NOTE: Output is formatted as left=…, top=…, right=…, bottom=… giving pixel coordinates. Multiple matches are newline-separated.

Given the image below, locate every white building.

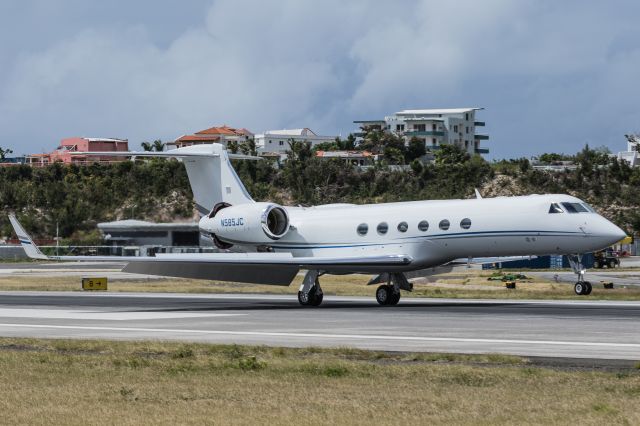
left=255, top=128, right=336, bottom=154
left=354, top=108, right=489, bottom=156
left=617, top=134, right=640, bottom=167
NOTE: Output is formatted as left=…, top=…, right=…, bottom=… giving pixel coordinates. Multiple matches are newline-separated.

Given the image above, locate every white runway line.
left=3, top=291, right=640, bottom=307
left=1, top=323, right=639, bottom=349
left=0, top=309, right=246, bottom=321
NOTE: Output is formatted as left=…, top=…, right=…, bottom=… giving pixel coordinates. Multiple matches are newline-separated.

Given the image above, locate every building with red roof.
left=170, top=125, right=253, bottom=149
left=26, top=137, right=129, bottom=166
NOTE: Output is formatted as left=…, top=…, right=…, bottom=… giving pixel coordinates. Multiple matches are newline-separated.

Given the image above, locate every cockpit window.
left=582, top=203, right=596, bottom=213
left=561, top=202, right=589, bottom=213
left=549, top=203, right=564, bottom=214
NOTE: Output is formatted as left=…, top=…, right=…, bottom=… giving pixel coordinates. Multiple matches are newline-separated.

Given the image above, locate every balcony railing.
left=475, top=148, right=490, bottom=154
left=404, top=130, right=445, bottom=137
left=474, top=134, right=489, bottom=140
left=474, top=121, right=486, bottom=126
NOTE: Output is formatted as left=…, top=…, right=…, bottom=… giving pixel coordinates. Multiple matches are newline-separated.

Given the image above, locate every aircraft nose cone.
left=606, top=222, right=627, bottom=245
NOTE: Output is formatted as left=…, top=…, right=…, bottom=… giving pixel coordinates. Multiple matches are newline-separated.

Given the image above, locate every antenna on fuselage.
left=474, top=188, right=483, bottom=199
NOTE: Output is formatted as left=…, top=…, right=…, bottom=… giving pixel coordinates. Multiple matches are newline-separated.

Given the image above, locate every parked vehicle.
left=592, top=249, right=620, bottom=269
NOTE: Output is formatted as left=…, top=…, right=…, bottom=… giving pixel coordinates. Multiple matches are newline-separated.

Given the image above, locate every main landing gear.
left=567, top=254, right=593, bottom=296
left=298, top=270, right=324, bottom=307
left=370, top=273, right=413, bottom=306
left=298, top=271, right=413, bottom=307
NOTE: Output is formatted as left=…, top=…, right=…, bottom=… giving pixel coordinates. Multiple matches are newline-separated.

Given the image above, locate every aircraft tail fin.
left=178, top=144, right=255, bottom=215
left=8, top=214, right=49, bottom=260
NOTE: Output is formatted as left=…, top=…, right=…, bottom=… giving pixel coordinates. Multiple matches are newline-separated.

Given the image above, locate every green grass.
left=0, top=338, right=639, bottom=425
left=3, top=270, right=640, bottom=301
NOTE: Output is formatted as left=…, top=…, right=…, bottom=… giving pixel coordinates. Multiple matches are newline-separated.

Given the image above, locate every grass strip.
left=0, top=338, right=639, bottom=425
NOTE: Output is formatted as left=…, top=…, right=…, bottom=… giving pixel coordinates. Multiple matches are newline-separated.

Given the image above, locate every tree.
left=358, top=127, right=384, bottom=153
left=406, top=137, right=426, bottom=162
left=140, top=140, right=165, bottom=152
left=344, top=134, right=356, bottom=150
left=227, top=141, right=239, bottom=154
left=435, top=144, right=470, bottom=165
left=410, top=158, right=423, bottom=174
left=0, top=147, right=13, bottom=160
left=383, top=146, right=405, bottom=165
left=152, top=139, right=165, bottom=152
left=239, top=138, right=257, bottom=156
left=538, top=153, right=572, bottom=164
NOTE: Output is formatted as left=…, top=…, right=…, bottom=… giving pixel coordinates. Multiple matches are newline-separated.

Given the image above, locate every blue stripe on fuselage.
left=226, top=230, right=586, bottom=250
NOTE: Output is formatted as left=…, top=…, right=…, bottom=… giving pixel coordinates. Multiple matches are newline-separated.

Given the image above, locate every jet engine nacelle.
left=199, top=202, right=290, bottom=245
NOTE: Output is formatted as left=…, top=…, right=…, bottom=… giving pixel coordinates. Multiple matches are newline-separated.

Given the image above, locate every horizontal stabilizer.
left=73, top=144, right=261, bottom=161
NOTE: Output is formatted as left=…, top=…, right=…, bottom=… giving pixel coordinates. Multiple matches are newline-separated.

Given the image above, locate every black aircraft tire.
left=389, top=291, right=401, bottom=305
left=298, top=291, right=310, bottom=306
left=584, top=281, right=593, bottom=295
left=574, top=282, right=585, bottom=296
left=376, top=285, right=391, bottom=305
left=309, top=291, right=323, bottom=307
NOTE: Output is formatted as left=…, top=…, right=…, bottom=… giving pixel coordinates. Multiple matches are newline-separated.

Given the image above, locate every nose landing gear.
left=574, top=281, right=592, bottom=296
left=568, top=254, right=593, bottom=296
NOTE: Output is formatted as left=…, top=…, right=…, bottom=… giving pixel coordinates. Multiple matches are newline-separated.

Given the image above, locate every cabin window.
left=561, top=202, right=589, bottom=213
left=418, top=220, right=429, bottom=232
left=397, top=222, right=408, bottom=232
left=439, top=219, right=450, bottom=231
left=377, top=222, right=389, bottom=235
left=549, top=203, right=564, bottom=214
left=460, top=218, right=472, bottom=229
left=357, top=223, right=368, bottom=236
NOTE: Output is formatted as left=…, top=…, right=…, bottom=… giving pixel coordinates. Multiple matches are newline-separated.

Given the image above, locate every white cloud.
left=1, top=0, right=640, bottom=157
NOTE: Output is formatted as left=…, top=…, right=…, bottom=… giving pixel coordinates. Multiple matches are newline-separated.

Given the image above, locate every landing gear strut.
left=298, top=270, right=324, bottom=307
left=567, top=254, right=593, bottom=296
left=370, top=273, right=412, bottom=306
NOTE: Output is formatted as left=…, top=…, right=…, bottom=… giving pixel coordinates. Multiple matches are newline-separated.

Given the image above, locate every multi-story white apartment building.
left=617, top=134, right=640, bottom=167
left=255, top=128, right=336, bottom=154
left=354, top=108, right=489, bottom=155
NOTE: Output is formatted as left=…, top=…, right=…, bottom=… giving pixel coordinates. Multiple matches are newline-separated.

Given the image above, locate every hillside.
left=1, top=145, right=639, bottom=242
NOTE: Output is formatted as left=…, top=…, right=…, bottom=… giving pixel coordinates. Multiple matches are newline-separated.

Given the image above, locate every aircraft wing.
left=8, top=215, right=412, bottom=285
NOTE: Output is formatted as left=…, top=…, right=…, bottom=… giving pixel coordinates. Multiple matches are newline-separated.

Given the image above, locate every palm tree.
left=152, top=139, right=165, bottom=152
left=240, top=138, right=257, bottom=156
left=0, top=146, right=13, bottom=160
left=227, top=141, right=239, bottom=154
left=140, top=141, right=153, bottom=152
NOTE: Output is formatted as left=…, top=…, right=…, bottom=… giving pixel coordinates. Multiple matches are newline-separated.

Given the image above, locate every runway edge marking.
left=1, top=323, right=640, bottom=349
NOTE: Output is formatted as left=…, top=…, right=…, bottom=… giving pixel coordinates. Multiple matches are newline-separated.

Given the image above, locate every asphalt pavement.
left=0, top=291, right=639, bottom=361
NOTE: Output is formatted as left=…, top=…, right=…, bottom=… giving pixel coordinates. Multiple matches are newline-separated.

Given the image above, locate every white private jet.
left=9, top=143, right=626, bottom=306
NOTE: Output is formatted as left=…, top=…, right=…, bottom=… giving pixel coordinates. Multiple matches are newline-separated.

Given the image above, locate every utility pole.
left=56, top=221, right=59, bottom=257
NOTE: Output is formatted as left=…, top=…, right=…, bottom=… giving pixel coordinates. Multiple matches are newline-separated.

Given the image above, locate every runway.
left=0, top=291, right=639, bottom=360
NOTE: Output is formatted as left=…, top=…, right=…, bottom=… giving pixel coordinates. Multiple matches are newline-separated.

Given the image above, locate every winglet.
left=8, top=214, right=48, bottom=260
left=474, top=188, right=483, bottom=199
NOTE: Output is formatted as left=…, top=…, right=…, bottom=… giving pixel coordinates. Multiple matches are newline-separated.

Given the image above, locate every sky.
left=1, top=0, right=639, bottom=159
